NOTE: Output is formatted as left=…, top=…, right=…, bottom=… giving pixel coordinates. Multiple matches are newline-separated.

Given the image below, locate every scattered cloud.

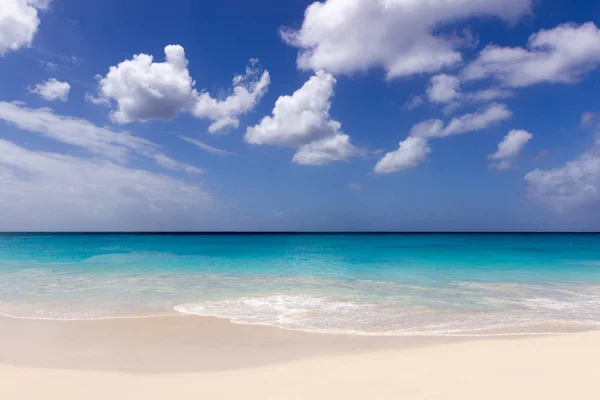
left=0, top=101, right=202, bottom=173
left=193, top=59, right=270, bottom=133
left=412, top=103, right=512, bottom=138
left=427, top=74, right=461, bottom=104
left=292, top=132, right=355, bottom=166
left=0, top=0, right=49, bottom=54
left=423, top=22, right=600, bottom=117
left=90, top=46, right=269, bottom=132
left=375, top=104, right=512, bottom=173
left=581, top=111, right=600, bottom=130
left=424, top=73, right=515, bottom=114
left=180, top=136, right=235, bottom=156
left=281, top=0, right=531, bottom=78
left=422, top=72, right=515, bottom=115
left=462, top=22, right=600, bottom=87
left=441, top=87, right=515, bottom=115
left=348, top=183, right=362, bottom=191
left=0, top=138, right=213, bottom=231
left=402, top=95, right=424, bottom=111
left=489, top=129, right=533, bottom=170
left=374, top=136, right=431, bottom=174
left=245, top=71, right=357, bottom=165
left=526, top=135, right=600, bottom=210
left=443, top=103, right=513, bottom=136
left=467, top=88, right=515, bottom=103
left=30, top=78, right=70, bottom=101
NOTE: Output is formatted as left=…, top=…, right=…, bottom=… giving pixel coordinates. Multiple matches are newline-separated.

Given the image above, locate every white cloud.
left=441, top=87, right=515, bottom=115
left=467, top=88, right=515, bottom=102
left=292, top=133, right=355, bottom=166
left=193, top=59, right=270, bottom=133
left=489, top=129, right=533, bottom=170
left=443, top=103, right=512, bottom=136
left=375, top=104, right=511, bottom=173
left=463, top=22, right=600, bottom=87
left=245, top=71, right=356, bottom=165
left=424, top=74, right=515, bottom=113
left=151, top=153, right=203, bottom=174
left=92, top=46, right=269, bottom=132
left=427, top=74, right=460, bottom=103
left=0, top=138, right=213, bottom=231
left=281, top=0, right=531, bottom=78
left=245, top=71, right=338, bottom=146
left=30, top=78, right=70, bottom=101
left=180, top=136, right=235, bottom=156
left=374, top=136, right=431, bottom=174
left=348, top=183, right=362, bottom=191
left=0, top=101, right=202, bottom=174
left=526, top=136, right=600, bottom=210
left=93, top=45, right=196, bottom=123
left=409, top=119, right=445, bottom=138
left=0, top=0, right=49, bottom=54
left=411, top=103, right=512, bottom=138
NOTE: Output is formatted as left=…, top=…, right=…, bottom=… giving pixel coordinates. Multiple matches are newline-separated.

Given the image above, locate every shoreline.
left=1, top=314, right=599, bottom=399
left=2, top=308, right=597, bottom=338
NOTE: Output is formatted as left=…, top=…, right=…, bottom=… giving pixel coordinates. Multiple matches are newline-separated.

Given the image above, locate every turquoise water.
left=1, top=233, right=600, bottom=336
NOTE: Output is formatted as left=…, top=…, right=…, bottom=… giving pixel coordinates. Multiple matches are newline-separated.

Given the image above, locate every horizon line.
left=1, top=231, right=599, bottom=235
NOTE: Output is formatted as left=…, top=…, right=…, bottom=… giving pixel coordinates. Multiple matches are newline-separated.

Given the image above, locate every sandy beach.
left=1, top=315, right=599, bottom=399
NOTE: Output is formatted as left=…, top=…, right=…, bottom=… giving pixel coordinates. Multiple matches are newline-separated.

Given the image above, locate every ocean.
left=1, top=233, right=600, bottom=336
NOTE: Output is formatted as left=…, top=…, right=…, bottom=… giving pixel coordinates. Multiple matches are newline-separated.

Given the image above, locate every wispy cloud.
left=0, top=138, right=214, bottom=231
left=0, top=101, right=202, bottom=174
left=180, top=136, right=235, bottom=156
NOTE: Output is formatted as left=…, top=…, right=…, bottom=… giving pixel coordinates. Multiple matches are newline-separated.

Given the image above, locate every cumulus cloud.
left=374, top=137, right=431, bottom=174
left=292, top=133, right=355, bottom=166
left=30, top=78, right=70, bottom=101
left=0, top=0, right=49, bottom=54
left=0, top=101, right=202, bottom=173
left=91, top=46, right=269, bottom=132
left=0, top=138, right=213, bottom=231
left=375, top=104, right=512, bottom=173
left=93, top=45, right=196, bottom=124
left=180, top=136, right=235, bottom=156
left=245, top=71, right=356, bottom=165
left=193, top=59, right=270, bottom=133
left=281, top=0, right=531, bottom=78
left=489, top=129, right=533, bottom=170
left=463, top=22, right=600, bottom=87
left=526, top=136, right=600, bottom=210
left=427, top=74, right=461, bottom=103
left=426, top=22, right=600, bottom=114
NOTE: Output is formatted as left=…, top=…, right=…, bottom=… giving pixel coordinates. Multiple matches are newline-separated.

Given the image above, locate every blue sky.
left=1, top=0, right=600, bottom=231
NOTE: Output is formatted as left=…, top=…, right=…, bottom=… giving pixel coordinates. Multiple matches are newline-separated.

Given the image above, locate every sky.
left=1, top=0, right=600, bottom=231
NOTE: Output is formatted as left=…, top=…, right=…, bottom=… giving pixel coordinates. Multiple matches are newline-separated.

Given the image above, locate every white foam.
left=173, top=292, right=600, bottom=337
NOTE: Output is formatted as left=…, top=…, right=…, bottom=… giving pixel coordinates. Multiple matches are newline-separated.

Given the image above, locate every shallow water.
left=2, top=233, right=600, bottom=336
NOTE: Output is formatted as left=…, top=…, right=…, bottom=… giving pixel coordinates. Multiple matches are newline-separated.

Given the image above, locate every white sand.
left=0, top=316, right=599, bottom=399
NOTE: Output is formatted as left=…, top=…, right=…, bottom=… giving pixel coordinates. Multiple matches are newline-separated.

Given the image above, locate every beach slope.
left=0, top=316, right=598, bottom=399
